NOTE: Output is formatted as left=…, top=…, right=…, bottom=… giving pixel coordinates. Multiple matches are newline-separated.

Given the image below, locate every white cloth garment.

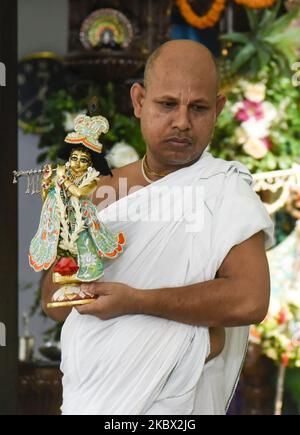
left=60, top=151, right=274, bottom=415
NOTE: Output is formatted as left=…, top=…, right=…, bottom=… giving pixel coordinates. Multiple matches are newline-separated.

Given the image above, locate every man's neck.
left=146, top=152, right=203, bottom=175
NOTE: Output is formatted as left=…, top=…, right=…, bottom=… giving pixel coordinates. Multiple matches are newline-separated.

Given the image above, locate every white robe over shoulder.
left=60, top=151, right=274, bottom=415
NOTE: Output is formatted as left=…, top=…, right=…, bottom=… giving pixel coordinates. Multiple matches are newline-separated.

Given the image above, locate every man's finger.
left=81, top=282, right=109, bottom=295
left=76, top=300, right=99, bottom=315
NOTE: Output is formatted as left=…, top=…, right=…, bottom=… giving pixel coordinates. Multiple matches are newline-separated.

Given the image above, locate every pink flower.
left=262, top=137, right=272, bottom=150
left=236, top=100, right=264, bottom=122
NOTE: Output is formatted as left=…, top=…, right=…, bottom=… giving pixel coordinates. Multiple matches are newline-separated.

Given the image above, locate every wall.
left=18, top=0, right=68, bottom=356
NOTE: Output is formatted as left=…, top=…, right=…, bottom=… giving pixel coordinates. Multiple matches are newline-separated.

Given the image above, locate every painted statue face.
left=69, top=150, right=90, bottom=175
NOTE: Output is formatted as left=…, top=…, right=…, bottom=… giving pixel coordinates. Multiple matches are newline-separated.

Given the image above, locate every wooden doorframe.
left=0, top=0, right=18, bottom=415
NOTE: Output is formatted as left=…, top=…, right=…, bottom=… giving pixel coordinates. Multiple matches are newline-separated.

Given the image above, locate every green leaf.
left=258, top=1, right=281, bottom=30
left=232, top=44, right=256, bottom=73
left=261, top=6, right=300, bottom=37
left=250, top=56, right=260, bottom=76
left=220, top=32, right=249, bottom=45
left=256, top=45, right=271, bottom=70
left=37, top=152, right=48, bottom=164
left=264, top=29, right=300, bottom=64
left=245, top=7, right=259, bottom=31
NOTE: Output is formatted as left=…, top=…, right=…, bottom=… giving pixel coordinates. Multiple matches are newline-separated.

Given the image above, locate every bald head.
left=144, top=40, right=219, bottom=94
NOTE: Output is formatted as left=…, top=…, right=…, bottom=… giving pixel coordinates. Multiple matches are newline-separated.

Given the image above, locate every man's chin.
left=162, top=149, right=202, bottom=166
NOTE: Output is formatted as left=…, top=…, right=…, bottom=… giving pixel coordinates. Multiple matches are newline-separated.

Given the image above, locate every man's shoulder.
left=203, top=152, right=252, bottom=184
left=97, top=159, right=141, bottom=189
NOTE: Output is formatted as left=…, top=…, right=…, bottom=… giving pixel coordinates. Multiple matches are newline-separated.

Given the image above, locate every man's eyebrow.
left=154, top=95, right=177, bottom=100
left=155, top=95, right=210, bottom=105
left=190, top=98, right=210, bottom=105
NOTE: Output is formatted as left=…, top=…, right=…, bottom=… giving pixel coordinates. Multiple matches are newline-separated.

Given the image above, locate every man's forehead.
left=150, top=60, right=216, bottom=91
left=148, top=72, right=215, bottom=100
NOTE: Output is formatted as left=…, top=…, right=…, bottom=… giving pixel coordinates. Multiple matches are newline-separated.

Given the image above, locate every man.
left=42, top=40, right=274, bottom=415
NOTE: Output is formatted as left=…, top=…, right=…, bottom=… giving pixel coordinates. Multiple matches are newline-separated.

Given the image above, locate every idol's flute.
left=12, top=165, right=57, bottom=184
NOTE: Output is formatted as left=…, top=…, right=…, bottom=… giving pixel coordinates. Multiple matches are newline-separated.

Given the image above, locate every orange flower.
left=176, top=0, right=226, bottom=29
left=281, top=353, right=289, bottom=368
left=234, top=0, right=277, bottom=8
left=250, top=325, right=261, bottom=344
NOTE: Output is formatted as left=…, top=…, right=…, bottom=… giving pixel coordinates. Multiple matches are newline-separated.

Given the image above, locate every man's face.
left=132, top=57, right=225, bottom=167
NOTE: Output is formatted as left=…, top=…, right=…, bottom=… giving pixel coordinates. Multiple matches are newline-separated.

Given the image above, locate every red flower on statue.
left=54, top=257, right=79, bottom=276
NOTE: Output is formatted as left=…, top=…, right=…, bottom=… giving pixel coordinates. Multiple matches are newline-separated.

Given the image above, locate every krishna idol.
left=14, top=101, right=125, bottom=308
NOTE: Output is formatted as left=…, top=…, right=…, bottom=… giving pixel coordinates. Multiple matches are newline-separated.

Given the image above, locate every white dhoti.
left=60, top=151, right=274, bottom=415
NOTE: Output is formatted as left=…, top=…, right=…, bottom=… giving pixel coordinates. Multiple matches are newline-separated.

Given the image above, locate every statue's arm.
left=64, top=179, right=98, bottom=199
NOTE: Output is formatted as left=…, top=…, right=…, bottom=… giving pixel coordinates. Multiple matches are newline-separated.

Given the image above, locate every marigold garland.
left=234, top=0, right=277, bottom=8
left=176, top=0, right=279, bottom=29
left=176, top=0, right=226, bottom=29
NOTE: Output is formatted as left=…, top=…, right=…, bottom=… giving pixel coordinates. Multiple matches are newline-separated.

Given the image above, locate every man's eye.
left=160, top=101, right=176, bottom=108
left=192, top=105, right=207, bottom=112
left=71, top=156, right=78, bottom=161
left=80, top=159, right=88, bottom=164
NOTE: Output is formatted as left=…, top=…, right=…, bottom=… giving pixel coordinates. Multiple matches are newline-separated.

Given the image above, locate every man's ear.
left=216, top=94, right=226, bottom=118
left=130, top=83, right=146, bottom=119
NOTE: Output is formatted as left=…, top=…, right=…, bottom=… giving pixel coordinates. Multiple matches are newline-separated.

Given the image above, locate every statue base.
left=47, top=283, right=96, bottom=309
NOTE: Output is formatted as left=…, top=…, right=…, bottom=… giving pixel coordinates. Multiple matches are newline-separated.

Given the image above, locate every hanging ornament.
left=176, top=0, right=226, bottom=29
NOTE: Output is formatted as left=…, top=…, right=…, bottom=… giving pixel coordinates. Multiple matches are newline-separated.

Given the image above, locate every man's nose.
left=171, top=105, right=191, bottom=131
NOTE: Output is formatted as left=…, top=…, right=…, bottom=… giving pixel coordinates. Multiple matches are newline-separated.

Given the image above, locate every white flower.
left=265, top=348, right=278, bottom=360
left=277, top=334, right=292, bottom=348
left=106, top=141, right=139, bottom=168
left=241, top=118, right=270, bottom=139
left=235, top=127, right=248, bottom=145
left=286, top=290, right=300, bottom=308
left=63, top=111, right=85, bottom=132
left=261, top=101, right=278, bottom=123
left=244, top=83, right=266, bottom=103
left=231, top=101, right=244, bottom=115
left=243, top=137, right=268, bottom=159
left=269, top=298, right=281, bottom=316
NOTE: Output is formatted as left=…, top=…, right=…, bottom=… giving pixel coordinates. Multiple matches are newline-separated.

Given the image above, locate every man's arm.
left=138, top=231, right=270, bottom=327
left=77, top=231, right=270, bottom=327
left=41, top=265, right=72, bottom=322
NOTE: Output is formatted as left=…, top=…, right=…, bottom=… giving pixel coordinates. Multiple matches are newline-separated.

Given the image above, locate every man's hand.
left=76, top=282, right=141, bottom=320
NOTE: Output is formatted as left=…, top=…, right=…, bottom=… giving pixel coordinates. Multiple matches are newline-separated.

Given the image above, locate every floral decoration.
left=176, top=0, right=226, bottom=29
left=106, top=141, right=140, bottom=168
left=211, top=66, right=300, bottom=173
left=250, top=292, right=300, bottom=368
left=234, top=0, right=277, bottom=8
left=28, top=83, right=145, bottom=166
left=53, top=257, right=79, bottom=276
